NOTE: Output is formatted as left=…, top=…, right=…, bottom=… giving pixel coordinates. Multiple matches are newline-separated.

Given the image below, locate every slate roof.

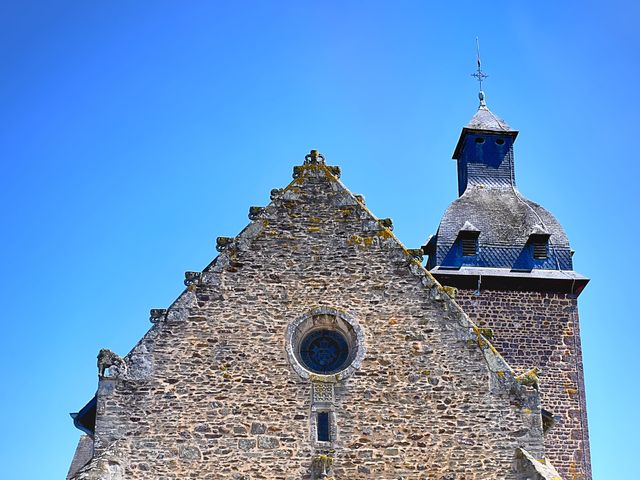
left=432, top=103, right=578, bottom=273
left=437, top=185, right=570, bottom=248
left=453, top=105, right=518, bottom=159
left=465, top=105, right=515, bottom=132
left=66, top=435, right=93, bottom=480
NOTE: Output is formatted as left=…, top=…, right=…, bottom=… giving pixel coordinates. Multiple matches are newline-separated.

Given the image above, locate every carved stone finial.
left=97, top=349, right=126, bottom=378
left=304, top=149, right=325, bottom=165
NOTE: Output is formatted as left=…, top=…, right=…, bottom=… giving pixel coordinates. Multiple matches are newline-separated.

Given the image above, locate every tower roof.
left=453, top=104, right=518, bottom=160
left=436, top=186, right=570, bottom=248
left=428, top=95, right=584, bottom=282
left=465, top=105, right=515, bottom=132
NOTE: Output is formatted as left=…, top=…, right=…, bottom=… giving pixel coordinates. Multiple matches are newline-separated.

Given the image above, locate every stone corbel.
left=149, top=308, right=167, bottom=324
left=184, top=271, right=201, bottom=287
left=216, top=236, right=235, bottom=252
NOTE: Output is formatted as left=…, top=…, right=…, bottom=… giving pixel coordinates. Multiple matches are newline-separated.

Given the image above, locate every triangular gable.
left=122, top=157, right=530, bottom=401
left=81, top=154, right=551, bottom=478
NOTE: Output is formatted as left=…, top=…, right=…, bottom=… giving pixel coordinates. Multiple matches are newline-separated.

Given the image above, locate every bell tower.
left=425, top=60, right=592, bottom=479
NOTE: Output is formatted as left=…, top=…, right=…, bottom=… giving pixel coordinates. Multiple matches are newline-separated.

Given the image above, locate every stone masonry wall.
left=455, top=289, right=590, bottom=480
left=85, top=163, right=550, bottom=480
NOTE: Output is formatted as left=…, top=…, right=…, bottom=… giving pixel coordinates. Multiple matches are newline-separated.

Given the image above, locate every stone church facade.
left=68, top=100, right=590, bottom=480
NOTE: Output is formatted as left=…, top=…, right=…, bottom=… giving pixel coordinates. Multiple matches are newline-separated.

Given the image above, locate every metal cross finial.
left=471, top=37, right=488, bottom=107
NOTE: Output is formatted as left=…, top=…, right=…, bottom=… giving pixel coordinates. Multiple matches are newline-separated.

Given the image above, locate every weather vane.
left=471, top=37, right=488, bottom=107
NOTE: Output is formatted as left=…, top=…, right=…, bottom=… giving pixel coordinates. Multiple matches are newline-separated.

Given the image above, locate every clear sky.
left=1, top=1, right=637, bottom=478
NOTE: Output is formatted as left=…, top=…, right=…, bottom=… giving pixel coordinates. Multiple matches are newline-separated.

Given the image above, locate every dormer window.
left=458, top=221, right=480, bottom=257
left=462, top=238, right=477, bottom=256
left=533, top=240, right=548, bottom=259
left=528, top=226, right=550, bottom=260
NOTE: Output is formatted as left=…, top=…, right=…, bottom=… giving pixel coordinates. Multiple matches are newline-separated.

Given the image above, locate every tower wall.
left=456, top=133, right=516, bottom=195
left=454, top=288, right=591, bottom=480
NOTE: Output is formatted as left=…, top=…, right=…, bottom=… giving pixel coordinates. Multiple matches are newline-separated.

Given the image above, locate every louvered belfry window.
left=533, top=240, right=548, bottom=259
left=461, top=238, right=477, bottom=256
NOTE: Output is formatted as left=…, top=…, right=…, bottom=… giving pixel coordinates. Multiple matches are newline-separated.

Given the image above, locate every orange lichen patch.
left=338, top=206, right=355, bottom=218
left=472, top=325, right=503, bottom=357
left=568, top=461, right=585, bottom=480
left=409, top=257, right=423, bottom=268
left=442, top=286, right=457, bottom=298
left=377, top=228, right=394, bottom=239
left=515, top=368, right=540, bottom=389
left=347, top=234, right=374, bottom=248
left=319, top=164, right=340, bottom=181
left=307, top=227, right=321, bottom=233
left=478, top=328, right=493, bottom=339
left=388, top=318, right=398, bottom=326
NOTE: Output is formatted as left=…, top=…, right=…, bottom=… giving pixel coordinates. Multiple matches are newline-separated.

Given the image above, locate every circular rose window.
left=286, top=307, right=365, bottom=380
left=299, top=329, right=350, bottom=374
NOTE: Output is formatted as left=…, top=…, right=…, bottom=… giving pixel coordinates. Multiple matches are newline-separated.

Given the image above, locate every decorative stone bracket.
left=248, top=206, right=264, bottom=220
left=515, top=367, right=541, bottom=391
left=184, top=271, right=201, bottom=287
left=149, top=308, right=167, bottom=323
left=270, top=188, right=283, bottom=200
left=406, top=248, right=423, bottom=261
left=377, top=218, right=393, bottom=230
left=216, top=236, right=235, bottom=252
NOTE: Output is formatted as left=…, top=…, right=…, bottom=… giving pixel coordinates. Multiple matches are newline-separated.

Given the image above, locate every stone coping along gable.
left=72, top=154, right=562, bottom=479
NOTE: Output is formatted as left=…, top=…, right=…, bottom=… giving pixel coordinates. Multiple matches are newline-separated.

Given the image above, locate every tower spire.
left=471, top=37, right=488, bottom=109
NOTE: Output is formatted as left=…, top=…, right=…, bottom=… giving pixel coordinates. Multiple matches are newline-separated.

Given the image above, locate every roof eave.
left=430, top=266, right=589, bottom=295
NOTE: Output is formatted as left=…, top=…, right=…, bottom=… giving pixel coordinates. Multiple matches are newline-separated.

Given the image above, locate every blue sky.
left=1, top=1, right=638, bottom=477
